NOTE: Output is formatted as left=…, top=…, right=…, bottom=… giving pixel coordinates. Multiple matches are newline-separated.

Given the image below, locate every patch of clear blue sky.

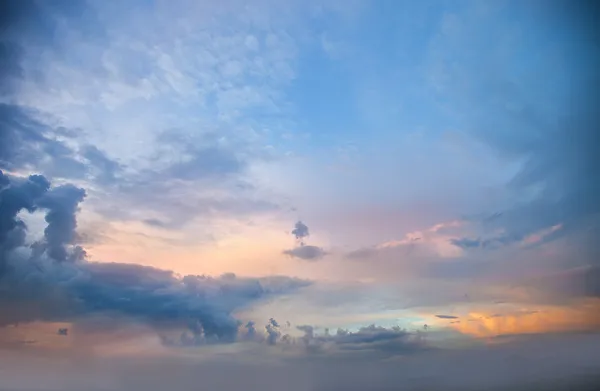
left=286, top=1, right=451, bottom=151
left=283, top=0, right=583, bottom=159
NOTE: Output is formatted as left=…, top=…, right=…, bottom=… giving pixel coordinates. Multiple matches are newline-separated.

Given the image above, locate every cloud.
left=435, top=315, right=458, bottom=319
left=0, top=171, right=51, bottom=262
left=2, top=329, right=600, bottom=391
left=36, top=184, right=87, bottom=262
left=81, top=145, right=123, bottom=185
left=283, top=221, right=328, bottom=261
left=291, top=221, right=310, bottom=242
left=449, top=237, right=482, bottom=249
left=426, top=1, right=600, bottom=274
left=283, top=245, right=327, bottom=261
left=0, top=171, right=310, bottom=341
left=299, top=324, right=425, bottom=357
left=0, top=104, right=87, bottom=179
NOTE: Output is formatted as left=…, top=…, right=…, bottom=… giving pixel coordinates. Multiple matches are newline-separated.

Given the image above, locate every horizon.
left=1, top=0, right=599, bottom=390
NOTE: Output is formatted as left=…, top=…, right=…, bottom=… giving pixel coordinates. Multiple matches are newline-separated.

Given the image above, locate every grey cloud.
left=82, top=145, right=123, bottom=185
left=435, top=315, right=458, bottom=319
left=450, top=237, right=481, bottom=249
left=0, top=105, right=127, bottom=188
left=283, top=245, right=327, bottom=261
left=450, top=233, right=526, bottom=251
left=265, top=317, right=281, bottom=345
left=0, top=104, right=86, bottom=178
left=0, top=172, right=310, bottom=341
left=283, top=221, right=327, bottom=261
left=291, top=221, right=309, bottom=241
left=285, top=323, right=427, bottom=358
left=0, top=172, right=50, bottom=266
left=36, top=184, right=87, bottom=262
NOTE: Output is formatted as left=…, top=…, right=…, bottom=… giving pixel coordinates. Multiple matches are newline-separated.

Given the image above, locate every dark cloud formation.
left=0, top=171, right=310, bottom=341
left=291, top=221, right=309, bottom=242
left=36, top=184, right=87, bottom=262
left=0, top=171, right=51, bottom=266
left=0, top=104, right=87, bottom=178
left=0, top=170, right=86, bottom=266
left=293, top=324, right=425, bottom=357
left=435, top=315, right=458, bottom=319
left=265, top=317, right=281, bottom=345
left=239, top=321, right=428, bottom=359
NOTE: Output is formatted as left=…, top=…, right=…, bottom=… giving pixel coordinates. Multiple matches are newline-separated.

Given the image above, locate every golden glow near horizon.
left=450, top=299, right=600, bottom=338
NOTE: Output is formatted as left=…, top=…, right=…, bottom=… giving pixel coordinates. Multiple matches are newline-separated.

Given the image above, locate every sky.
left=0, top=0, right=599, bottom=390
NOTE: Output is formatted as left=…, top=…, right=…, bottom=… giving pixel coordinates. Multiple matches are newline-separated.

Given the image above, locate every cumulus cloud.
left=0, top=171, right=310, bottom=341
left=291, top=221, right=310, bottom=243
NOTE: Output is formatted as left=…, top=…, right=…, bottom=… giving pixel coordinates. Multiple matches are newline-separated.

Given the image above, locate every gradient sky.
left=1, top=1, right=599, bottom=390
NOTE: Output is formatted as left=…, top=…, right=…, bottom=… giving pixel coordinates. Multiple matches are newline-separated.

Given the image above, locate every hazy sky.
left=1, top=0, right=599, bottom=390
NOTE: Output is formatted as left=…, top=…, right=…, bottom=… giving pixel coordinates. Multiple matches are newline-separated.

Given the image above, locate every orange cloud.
left=451, top=299, right=600, bottom=338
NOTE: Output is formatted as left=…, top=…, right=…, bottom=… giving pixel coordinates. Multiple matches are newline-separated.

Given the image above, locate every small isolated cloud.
left=284, top=221, right=327, bottom=261
left=450, top=237, right=482, bottom=249
left=283, top=245, right=328, bottom=261
left=291, top=221, right=310, bottom=242
left=435, top=314, right=459, bottom=319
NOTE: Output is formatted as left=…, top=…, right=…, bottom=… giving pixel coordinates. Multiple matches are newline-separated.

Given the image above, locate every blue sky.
left=1, top=0, right=599, bottom=390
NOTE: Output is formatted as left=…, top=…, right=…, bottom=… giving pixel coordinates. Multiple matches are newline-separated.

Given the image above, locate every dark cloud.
left=291, top=221, right=309, bottom=241
left=283, top=245, right=327, bottom=261
left=265, top=317, right=281, bottom=345
left=435, top=315, right=458, bottom=319
left=284, top=324, right=427, bottom=358
left=0, top=104, right=86, bottom=178
left=0, top=171, right=50, bottom=268
left=0, top=172, right=310, bottom=341
left=36, top=184, right=86, bottom=262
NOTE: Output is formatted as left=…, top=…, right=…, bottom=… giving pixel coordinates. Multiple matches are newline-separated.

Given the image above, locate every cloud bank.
left=0, top=170, right=310, bottom=341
